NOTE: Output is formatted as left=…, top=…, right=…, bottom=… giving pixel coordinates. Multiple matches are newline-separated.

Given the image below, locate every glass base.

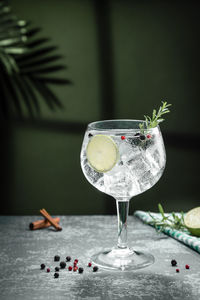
left=91, top=247, right=154, bottom=271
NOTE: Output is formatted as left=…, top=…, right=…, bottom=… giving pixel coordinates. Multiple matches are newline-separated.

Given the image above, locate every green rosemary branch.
left=147, top=203, right=186, bottom=232
left=139, top=101, right=171, bottom=133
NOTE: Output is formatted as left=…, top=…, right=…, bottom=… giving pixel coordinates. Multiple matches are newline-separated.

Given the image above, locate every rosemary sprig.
left=139, top=101, right=171, bottom=133
left=147, top=203, right=186, bottom=232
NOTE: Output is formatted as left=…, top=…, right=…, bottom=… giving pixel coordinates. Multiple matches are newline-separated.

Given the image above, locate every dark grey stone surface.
left=0, top=215, right=200, bottom=300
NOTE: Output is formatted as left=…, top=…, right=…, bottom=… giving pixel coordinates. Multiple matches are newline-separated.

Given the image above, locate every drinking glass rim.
left=87, top=119, right=159, bottom=132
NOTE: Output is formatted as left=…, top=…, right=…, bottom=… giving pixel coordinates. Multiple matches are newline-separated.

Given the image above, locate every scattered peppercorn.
left=78, top=267, right=84, bottom=274
left=60, top=261, right=66, bottom=269
left=185, top=264, right=190, bottom=269
left=40, top=264, right=45, bottom=270
left=88, top=133, right=93, bottom=138
left=41, top=257, right=101, bottom=276
left=54, top=272, right=59, bottom=278
left=66, top=256, right=71, bottom=262
left=93, top=266, right=98, bottom=272
left=121, top=136, right=126, bottom=140
left=176, top=268, right=180, bottom=273
left=134, top=132, right=140, bottom=137
left=171, top=259, right=177, bottom=267
left=54, top=255, right=60, bottom=262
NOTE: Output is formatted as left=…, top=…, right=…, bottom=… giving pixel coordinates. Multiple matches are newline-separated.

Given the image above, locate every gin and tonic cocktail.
left=80, top=120, right=166, bottom=270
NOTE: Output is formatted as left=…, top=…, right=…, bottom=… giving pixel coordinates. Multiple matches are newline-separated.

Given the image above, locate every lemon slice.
left=86, top=135, right=118, bottom=172
left=184, top=207, right=200, bottom=236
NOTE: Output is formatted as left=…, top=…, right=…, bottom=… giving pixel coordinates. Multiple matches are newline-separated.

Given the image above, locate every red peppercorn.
left=185, top=264, right=190, bottom=269
left=74, top=259, right=78, bottom=263
left=47, top=268, right=50, bottom=273
left=88, top=262, right=92, bottom=267
left=146, top=134, right=152, bottom=139
left=74, top=262, right=77, bottom=267
left=121, top=136, right=126, bottom=140
left=68, top=266, right=72, bottom=271
left=73, top=266, right=78, bottom=272
left=176, top=268, right=180, bottom=273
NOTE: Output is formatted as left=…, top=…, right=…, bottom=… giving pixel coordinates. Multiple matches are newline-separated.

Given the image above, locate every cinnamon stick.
left=29, top=217, right=60, bottom=230
left=40, top=208, right=62, bottom=231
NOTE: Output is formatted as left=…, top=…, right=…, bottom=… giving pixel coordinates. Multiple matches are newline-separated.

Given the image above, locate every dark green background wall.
left=1, top=0, right=199, bottom=214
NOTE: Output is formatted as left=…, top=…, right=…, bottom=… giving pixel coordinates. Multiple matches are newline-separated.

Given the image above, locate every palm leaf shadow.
left=0, top=0, right=72, bottom=118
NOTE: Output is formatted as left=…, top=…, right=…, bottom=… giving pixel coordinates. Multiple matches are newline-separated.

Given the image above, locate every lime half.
left=86, top=135, right=118, bottom=173
left=184, top=207, right=200, bottom=236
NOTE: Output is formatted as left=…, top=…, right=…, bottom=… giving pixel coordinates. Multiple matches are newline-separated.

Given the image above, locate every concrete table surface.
left=0, top=215, right=200, bottom=300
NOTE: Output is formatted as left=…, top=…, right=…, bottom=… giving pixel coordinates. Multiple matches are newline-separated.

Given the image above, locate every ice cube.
left=137, top=170, right=154, bottom=192
left=104, top=165, right=136, bottom=197
left=144, top=150, right=160, bottom=176
left=137, top=166, right=164, bottom=192
left=83, top=160, right=103, bottom=184
left=145, top=143, right=166, bottom=176
left=152, top=146, right=166, bottom=168
left=152, top=149, right=160, bottom=164
left=119, top=138, right=141, bottom=163
left=119, top=142, right=134, bottom=163
left=95, top=176, right=105, bottom=192
left=126, top=152, right=151, bottom=178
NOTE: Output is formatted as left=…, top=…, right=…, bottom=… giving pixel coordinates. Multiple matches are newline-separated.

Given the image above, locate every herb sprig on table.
left=147, top=203, right=186, bottom=232
left=139, top=101, right=171, bottom=133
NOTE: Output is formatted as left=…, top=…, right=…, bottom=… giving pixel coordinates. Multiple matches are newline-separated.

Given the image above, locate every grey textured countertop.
left=0, top=215, right=200, bottom=300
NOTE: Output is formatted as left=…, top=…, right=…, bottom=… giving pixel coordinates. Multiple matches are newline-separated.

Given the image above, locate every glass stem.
left=116, top=198, right=130, bottom=249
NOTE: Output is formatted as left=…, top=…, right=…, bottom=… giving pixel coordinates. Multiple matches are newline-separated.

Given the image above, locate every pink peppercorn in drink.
left=81, top=120, right=166, bottom=200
